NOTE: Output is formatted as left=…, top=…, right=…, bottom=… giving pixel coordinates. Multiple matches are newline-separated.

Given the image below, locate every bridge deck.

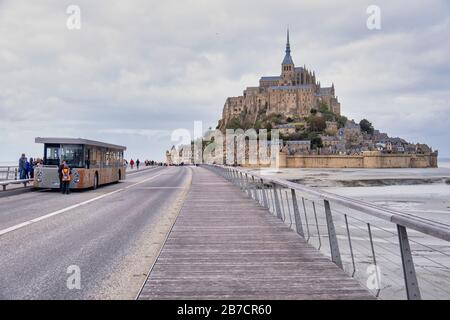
left=139, top=167, right=374, bottom=300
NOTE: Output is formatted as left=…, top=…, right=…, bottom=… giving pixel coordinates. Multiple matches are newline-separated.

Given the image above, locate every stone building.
left=218, top=29, right=341, bottom=131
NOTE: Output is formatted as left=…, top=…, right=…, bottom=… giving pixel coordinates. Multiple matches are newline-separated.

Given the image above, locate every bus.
left=34, top=137, right=127, bottom=190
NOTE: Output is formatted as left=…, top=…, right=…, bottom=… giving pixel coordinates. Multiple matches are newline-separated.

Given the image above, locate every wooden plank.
left=139, top=167, right=374, bottom=300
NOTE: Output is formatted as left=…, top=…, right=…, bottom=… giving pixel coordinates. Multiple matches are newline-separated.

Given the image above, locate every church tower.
left=281, top=28, right=295, bottom=86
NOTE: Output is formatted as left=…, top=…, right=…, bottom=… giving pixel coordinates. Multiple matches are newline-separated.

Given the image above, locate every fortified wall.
left=242, top=151, right=438, bottom=169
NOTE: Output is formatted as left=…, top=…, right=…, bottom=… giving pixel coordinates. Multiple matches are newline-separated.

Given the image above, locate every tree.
left=337, top=115, right=348, bottom=129
left=307, top=116, right=327, bottom=132
left=227, top=117, right=242, bottom=130
left=359, top=119, right=374, bottom=135
left=318, top=102, right=329, bottom=114
left=308, top=133, right=323, bottom=150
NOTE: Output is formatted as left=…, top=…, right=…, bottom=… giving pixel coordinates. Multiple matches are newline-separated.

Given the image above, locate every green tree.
left=227, top=117, right=242, bottom=130
left=307, top=116, right=327, bottom=132
left=308, top=133, right=323, bottom=149
left=318, top=102, right=329, bottom=114
left=337, top=115, right=348, bottom=129
left=359, top=119, right=374, bottom=135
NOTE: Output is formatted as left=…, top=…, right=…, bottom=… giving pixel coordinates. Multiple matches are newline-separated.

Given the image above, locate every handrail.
left=0, top=178, right=33, bottom=191
left=205, top=164, right=450, bottom=300
left=225, top=166, right=450, bottom=243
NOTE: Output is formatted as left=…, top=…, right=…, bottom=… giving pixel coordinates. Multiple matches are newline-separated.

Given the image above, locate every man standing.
left=60, top=161, right=72, bottom=195
left=18, top=153, right=27, bottom=180
left=29, top=157, right=35, bottom=179
left=136, top=159, right=140, bottom=170
left=58, top=161, right=65, bottom=191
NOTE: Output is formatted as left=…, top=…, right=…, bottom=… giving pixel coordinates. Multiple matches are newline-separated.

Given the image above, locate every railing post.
left=291, top=189, right=305, bottom=238
left=273, top=183, right=283, bottom=220
left=397, top=225, right=421, bottom=300
left=244, top=174, right=252, bottom=197
left=261, top=179, right=269, bottom=209
left=252, top=176, right=260, bottom=203
left=302, top=197, right=311, bottom=241
left=239, top=172, right=245, bottom=191
left=324, top=200, right=343, bottom=269
left=234, top=171, right=239, bottom=188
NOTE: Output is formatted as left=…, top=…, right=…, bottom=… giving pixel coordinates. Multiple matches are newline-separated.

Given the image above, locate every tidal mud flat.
left=250, top=160, right=450, bottom=224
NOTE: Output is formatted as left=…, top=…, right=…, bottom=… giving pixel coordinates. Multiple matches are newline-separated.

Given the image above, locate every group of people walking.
left=127, top=159, right=159, bottom=170
left=18, top=154, right=42, bottom=180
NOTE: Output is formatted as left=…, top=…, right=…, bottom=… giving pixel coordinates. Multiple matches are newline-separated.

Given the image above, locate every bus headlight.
left=73, top=172, right=80, bottom=184
left=36, top=171, right=43, bottom=182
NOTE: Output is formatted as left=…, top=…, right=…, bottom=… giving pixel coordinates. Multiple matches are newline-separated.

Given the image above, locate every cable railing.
left=205, top=164, right=450, bottom=300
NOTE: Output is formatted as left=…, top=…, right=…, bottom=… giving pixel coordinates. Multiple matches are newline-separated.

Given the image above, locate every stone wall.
left=252, top=152, right=439, bottom=168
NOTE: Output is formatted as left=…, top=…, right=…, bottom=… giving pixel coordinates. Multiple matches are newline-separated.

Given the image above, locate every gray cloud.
left=0, top=0, right=449, bottom=162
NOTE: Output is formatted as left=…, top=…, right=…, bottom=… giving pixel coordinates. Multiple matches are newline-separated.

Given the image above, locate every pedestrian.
left=58, top=161, right=65, bottom=191
left=136, top=159, right=140, bottom=170
left=25, top=159, right=31, bottom=179
left=18, top=153, right=27, bottom=180
left=60, top=161, right=72, bottom=195
left=29, top=157, right=35, bottom=179
left=130, top=159, right=134, bottom=169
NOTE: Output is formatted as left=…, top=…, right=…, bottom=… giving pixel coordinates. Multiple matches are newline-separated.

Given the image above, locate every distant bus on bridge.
left=34, top=137, right=127, bottom=190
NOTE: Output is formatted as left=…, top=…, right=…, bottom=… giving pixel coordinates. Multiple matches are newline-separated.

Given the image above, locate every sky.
left=0, top=0, right=449, bottom=162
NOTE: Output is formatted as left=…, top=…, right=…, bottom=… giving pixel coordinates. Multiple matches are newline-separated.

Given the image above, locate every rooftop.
left=35, top=137, right=127, bottom=150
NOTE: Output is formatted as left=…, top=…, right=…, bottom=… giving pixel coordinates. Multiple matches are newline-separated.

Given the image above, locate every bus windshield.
left=61, top=144, right=84, bottom=168
left=44, top=144, right=60, bottom=166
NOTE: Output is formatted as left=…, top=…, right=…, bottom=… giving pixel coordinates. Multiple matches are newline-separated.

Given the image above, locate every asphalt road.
left=0, top=166, right=191, bottom=299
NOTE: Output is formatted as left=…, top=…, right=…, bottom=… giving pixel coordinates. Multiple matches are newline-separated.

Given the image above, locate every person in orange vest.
left=61, top=161, right=72, bottom=195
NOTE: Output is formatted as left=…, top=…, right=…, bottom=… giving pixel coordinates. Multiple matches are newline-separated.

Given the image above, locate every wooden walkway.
left=139, top=167, right=374, bottom=300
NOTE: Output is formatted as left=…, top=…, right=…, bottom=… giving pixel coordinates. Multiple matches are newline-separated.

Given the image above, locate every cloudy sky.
left=0, top=0, right=449, bottom=162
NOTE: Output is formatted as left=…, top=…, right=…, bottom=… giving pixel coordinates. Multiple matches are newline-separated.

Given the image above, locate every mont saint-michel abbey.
left=167, top=30, right=437, bottom=168
left=219, top=30, right=340, bottom=130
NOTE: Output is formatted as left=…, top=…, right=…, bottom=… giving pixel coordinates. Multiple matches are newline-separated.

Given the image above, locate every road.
left=0, top=166, right=191, bottom=299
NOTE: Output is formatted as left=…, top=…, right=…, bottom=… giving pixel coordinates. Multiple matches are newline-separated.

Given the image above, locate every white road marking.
left=132, top=187, right=185, bottom=190
left=0, top=171, right=166, bottom=237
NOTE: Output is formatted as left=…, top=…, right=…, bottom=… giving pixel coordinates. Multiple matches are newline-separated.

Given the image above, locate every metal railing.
left=0, top=166, right=19, bottom=181
left=205, top=165, right=450, bottom=300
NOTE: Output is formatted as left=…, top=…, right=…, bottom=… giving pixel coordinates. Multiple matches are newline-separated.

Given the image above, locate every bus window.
left=85, top=147, right=91, bottom=169
left=61, top=144, right=84, bottom=168
left=45, top=144, right=60, bottom=166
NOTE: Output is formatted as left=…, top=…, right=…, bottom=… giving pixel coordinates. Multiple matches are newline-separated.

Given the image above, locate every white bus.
left=34, top=137, right=126, bottom=189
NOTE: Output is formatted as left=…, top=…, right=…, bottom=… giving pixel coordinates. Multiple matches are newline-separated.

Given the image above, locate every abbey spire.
left=282, top=28, right=294, bottom=66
